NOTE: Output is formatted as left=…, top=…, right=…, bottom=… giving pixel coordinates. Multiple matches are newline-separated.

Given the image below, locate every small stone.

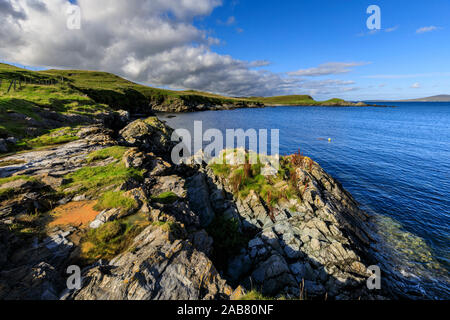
left=90, top=220, right=104, bottom=229
left=72, top=194, right=86, bottom=202
left=310, top=238, right=321, bottom=251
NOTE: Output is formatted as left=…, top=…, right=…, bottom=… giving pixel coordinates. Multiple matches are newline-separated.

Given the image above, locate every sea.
left=159, top=102, right=450, bottom=298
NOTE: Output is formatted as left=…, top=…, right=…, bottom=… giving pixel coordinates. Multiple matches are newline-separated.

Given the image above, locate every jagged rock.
left=150, top=175, right=186, bottom=199
left=90, top=208, right=121, bottom=229
left=227, top=254, right=252, bottom=282
left=122, top=148, right=146, bottom=169
left=189, top=230, right=214, bottom=257
left=0, top=262, right=63, bottom=300
left=251, top=253, right=297, bottom=296
left=65, top=225, right=232, bottom=300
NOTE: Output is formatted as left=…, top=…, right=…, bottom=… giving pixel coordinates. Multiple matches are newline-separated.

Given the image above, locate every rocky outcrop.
left=0, top=116, right=412, bottom=300
left=63, top=225, right=232, bottom=300
left=119, top=117, right=174, bottom=157
left=149, top=95, right=264, bottom=113
left=181, top=160, right=381, bottom=300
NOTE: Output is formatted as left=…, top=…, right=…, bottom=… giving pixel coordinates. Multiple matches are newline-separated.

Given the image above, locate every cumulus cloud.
left=288, top=62, right=368, bottom=77
left=299, top=80, right=360, bottom=95
left=416, top=26, right=439, bottom=34
left=411, top=82, right=421, bottom=89
left=0, top=0, right=361, bottom=97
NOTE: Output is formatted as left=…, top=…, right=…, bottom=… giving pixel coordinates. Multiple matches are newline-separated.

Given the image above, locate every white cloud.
left=357, top=26, right=398, bottom=37
left=288, top=62, right=369, bottom=77
left=363, top=72, right=450, bottom=79
left=218, top=16, right=236, bottom=26
left=0, top=0, right=361, bottom=97
left=384, top=26, right=398, bottom=33
left=411, top=82, right=421, bottom=88
left=416, top=26, right=439, bottom=34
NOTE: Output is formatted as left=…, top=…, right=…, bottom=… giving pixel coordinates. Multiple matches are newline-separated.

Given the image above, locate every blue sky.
left=1, top=0, right=449, bottom=100
left=197, top=0, right=450, bottom=100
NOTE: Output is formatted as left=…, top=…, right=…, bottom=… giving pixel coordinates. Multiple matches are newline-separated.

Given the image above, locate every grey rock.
left=248, top=238, right=264, bottom=248
left=65, top=225, right=232, bottom=300
left=186, top=173, right=215, bottom=227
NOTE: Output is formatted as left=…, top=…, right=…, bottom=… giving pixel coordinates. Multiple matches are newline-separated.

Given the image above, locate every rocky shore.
left=0, top=115, right=428, bottom=300
left=148, top=95, right=383, bottom=113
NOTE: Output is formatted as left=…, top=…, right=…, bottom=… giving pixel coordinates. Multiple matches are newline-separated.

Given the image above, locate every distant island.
left=371, top=95, right=450, bottom=102
left=401, top=95, right=450, bottom=102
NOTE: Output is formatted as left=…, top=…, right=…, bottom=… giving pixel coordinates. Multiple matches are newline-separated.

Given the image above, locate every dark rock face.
left=186, top=173, right=216, bottom=228
left=149, top=96, right=264, bottom=113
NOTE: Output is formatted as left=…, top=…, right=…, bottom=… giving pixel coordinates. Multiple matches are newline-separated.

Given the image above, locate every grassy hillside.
left=250, top=95, right=315, bottom=105
left=0, top=64, right=110, bottom=141
left=44, top=69, right=256, bottom=111
left=0, top=63, right=362, bottom=153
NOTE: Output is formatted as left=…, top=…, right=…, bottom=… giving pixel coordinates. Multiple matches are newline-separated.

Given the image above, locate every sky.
left=0, top=0, right=449, bottom=100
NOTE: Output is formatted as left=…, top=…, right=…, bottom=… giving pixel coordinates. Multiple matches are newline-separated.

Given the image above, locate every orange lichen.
left=49, top=201, right=99, bottom=227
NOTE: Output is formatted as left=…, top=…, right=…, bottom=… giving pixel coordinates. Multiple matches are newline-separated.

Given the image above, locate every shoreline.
left=0, top=115, right=448, bottom=299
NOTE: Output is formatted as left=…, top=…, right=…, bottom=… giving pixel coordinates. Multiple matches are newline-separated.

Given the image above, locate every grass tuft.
left=151, top=191, right=179, bottom=204
left=80, top=219, right=149, bottom=262
left=94, top=191, right=138, bottom=212
left=239, top=290, right=273, bottom=301
left=87, top=146, right=128, bottom=163
left=62, top=162, right=144, bottom=194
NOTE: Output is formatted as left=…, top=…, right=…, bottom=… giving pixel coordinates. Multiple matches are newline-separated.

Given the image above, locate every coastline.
left=1, top=114, right=445, bottom=300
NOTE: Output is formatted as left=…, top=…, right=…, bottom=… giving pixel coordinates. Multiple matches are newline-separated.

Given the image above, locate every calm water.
left=160, top=102, right=450, bottom=296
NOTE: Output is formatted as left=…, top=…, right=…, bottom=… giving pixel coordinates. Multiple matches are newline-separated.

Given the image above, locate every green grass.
left=208, top=150, right=316, bottom=219
left=0, top=175, right=35, bottom=186
left=87, top=146, right=129, bottom=163
left=62, top=162, right=144, bottom=194
left=80, top=219, right=149, bottom=262
left=0, top=62, right=357, bottom=141
left=0, top=188, right=14, bottom=201
left=0, top=159, right=26, bottom=167
left=0, top=175, right=38, bottom=201
left=151, top=191, right=179, bottom=204
left=250, top=95, right=315, bottom=105
left=210, top=152, right=299, bottom=206
left=239, top=290, right=274, bottom=301
left=94, top=191, right=139, bottom=212
left=151, top=220, right=182, bottom=235
left=21, top=127, right=79, bottom=148
left=0, top=62, right=357, bottom=136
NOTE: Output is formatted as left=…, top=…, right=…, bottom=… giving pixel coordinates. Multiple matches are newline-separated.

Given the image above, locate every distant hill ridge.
left=0, top=63, right=370, bottom=113
left=401, top=95, right=450, bottom=102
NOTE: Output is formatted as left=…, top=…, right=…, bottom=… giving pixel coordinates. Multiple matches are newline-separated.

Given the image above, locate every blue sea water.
left=160, top=102, right=450, bottom=296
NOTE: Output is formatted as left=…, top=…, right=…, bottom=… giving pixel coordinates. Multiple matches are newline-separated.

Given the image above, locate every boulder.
left=119, top=117, right=173, bottom=155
